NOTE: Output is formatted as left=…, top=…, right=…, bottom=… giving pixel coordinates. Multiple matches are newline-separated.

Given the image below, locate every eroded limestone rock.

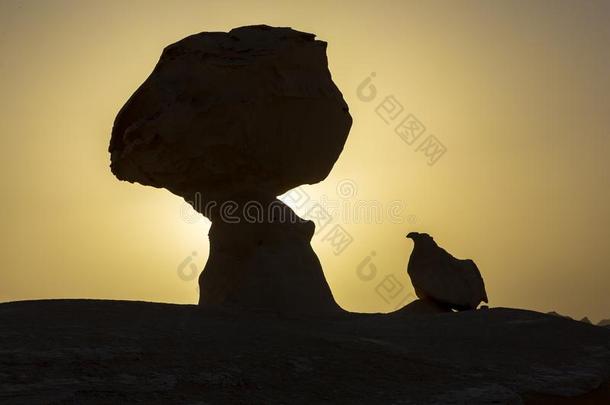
left=109, top=25, right=351, bottom=315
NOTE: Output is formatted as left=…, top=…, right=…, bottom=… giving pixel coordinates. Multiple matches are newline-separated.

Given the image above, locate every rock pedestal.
left=199, top=199, right=340, bottom=315
left=109, top=25, right=352, bottom=315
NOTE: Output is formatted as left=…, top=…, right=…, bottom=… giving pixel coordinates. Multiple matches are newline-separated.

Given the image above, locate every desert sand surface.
left=1, top=299, right=609, bottom=404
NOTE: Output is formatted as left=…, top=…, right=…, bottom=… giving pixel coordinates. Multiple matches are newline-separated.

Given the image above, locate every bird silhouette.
left=406, top=232, right=488, bottom=311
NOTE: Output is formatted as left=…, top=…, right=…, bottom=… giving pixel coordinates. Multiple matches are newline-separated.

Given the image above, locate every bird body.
left=406, top=232, right=488, bottom=310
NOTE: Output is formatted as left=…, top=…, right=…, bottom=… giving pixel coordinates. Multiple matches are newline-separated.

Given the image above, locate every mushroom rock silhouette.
left=109, top=25, right=352, bottom=315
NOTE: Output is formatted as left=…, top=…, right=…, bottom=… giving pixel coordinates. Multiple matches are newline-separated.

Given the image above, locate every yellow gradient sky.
left=1, top=0, right=609, bottom=321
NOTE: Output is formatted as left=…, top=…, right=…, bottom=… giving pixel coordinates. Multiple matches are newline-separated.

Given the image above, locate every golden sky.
left=1, top=0, right=609, bottom=321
